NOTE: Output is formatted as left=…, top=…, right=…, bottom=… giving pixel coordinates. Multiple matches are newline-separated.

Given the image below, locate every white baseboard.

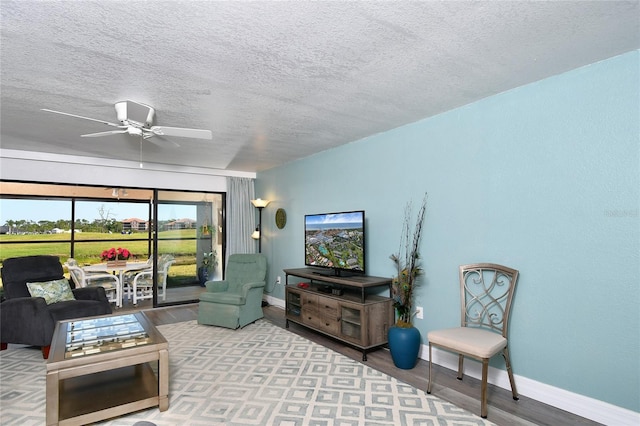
left=426, top=346, right=640, bottom=426
left=264, top=295, right=285, bottom=309
left=263, top=301, right=639, bottom=425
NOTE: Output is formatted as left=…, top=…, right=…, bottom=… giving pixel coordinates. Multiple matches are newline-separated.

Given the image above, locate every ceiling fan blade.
left=41, top=108, right=122, bottom=127
left=81, top=130, right=128, bottom=138
left=149, top=126, right=212, bottom=140
left=146, top=135, right=181, bottom=148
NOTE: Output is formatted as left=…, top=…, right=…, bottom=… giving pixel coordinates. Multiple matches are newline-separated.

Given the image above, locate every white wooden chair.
left=131, top=255, right=174, bottom=305
left=122, top=256, right=153, bottom=302
left=66, top=260, right=119, bottom=306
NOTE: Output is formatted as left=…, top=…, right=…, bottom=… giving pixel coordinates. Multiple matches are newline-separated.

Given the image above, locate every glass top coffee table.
left=46, top=312, right=169, bottom=425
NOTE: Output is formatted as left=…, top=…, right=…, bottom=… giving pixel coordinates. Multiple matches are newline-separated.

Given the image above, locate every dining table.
left=83, top=261, right=151, bottom=308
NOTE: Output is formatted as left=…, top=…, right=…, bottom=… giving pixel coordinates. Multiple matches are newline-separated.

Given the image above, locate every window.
left=0, top=181, right=225, bottom=307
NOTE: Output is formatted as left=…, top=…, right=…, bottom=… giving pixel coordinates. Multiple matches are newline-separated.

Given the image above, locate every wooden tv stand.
left=284, top=268, right=394, bottom=361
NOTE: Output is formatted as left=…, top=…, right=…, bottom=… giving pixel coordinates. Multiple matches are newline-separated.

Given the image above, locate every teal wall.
left=256, top=51, right=639, bottom=411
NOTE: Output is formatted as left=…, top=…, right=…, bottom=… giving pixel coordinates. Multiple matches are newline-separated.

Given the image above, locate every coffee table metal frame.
left=45, top=312, right=169, bottom=426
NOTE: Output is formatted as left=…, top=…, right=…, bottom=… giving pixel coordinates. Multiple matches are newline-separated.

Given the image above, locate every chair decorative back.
left=66, top=258, right=89, bottom=288
left=157, top=255, right=174, bottom=280
left=67, top=264, right=87, bottom=288
left=459, top=263, right=519, bottom=338
left=225, top=254, right=267, bottom=288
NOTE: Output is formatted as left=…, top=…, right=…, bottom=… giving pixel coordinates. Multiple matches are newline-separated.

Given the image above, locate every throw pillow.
left=26, top=278, right=76, bottom=305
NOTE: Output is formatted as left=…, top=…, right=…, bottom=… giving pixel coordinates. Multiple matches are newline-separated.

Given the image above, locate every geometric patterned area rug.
left=0, top=319, right=494, bottom=426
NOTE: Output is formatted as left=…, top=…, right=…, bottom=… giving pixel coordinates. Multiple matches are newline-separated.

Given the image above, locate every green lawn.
left=0, top=229, right=212, bottom=289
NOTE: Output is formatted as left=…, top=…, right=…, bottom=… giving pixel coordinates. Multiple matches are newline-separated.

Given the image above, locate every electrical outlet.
left=415, top=306, right=424, bottom=320
left=276, top=276, right=281, bottom=284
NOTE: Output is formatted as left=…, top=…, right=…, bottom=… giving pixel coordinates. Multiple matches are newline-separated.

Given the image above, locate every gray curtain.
left=226, top=177, right=257, bottom=259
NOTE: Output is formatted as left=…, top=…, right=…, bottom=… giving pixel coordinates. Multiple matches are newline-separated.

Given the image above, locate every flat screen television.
left=304, top=210, right=365, bottom=276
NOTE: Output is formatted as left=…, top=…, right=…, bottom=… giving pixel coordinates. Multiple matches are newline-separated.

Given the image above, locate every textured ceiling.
left=1, top=1, right=638, bottom=173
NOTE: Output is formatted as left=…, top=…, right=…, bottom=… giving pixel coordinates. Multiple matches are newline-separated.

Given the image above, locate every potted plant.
left=198, top=250, right=218, bottom=286
left=101, top=247, right=131, bottom=267
left=388, top=193, right=427, bottom=369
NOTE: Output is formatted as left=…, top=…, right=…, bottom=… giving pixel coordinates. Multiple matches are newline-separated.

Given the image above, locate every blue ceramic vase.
left=388, top=325, right=421, bottom=369
left=197, top=265, right=209, bottom=286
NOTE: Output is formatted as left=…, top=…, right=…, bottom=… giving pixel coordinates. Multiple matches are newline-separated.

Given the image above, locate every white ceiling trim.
left=0, top=149, right=256, bottom=179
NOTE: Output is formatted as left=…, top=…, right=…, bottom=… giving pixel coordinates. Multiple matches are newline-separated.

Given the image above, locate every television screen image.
left=305, top=210, right=365, bottom=274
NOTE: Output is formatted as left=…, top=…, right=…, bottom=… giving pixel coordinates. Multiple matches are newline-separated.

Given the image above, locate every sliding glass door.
left=153, top=190, right=224, bottom=306
left=0, top=182, right=225, bottom=308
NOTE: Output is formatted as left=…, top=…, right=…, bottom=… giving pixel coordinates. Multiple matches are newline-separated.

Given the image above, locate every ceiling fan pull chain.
left=139, top=137, right=144, bottom=168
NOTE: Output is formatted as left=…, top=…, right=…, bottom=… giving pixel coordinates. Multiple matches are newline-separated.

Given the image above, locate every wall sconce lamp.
left=251, top=198, right=270, bottom=252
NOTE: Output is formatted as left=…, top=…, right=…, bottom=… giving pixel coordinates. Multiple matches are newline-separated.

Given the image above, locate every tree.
left=5, top=219, right=15, bottom=234
left=97, top=204, right=116, bottom=233
left=75, top=218, right=91, bottom=232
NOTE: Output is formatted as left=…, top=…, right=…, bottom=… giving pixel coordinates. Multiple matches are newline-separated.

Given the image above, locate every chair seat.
left=199, top=291, right=245, bottom=305
left=134, top=277, right=152, bottom=286
left=428, top=327, right=507, bottom=359
left=87, top=280, right=117, bottom=289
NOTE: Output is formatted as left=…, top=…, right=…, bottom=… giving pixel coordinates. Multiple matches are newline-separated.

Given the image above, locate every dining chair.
left=66, top=261, right=120, bottom=306
left=122, top=256, right=153, bottom=302
left=427, top=263, right=520, bottom=418
left=130, top=255, right=174, bottom=305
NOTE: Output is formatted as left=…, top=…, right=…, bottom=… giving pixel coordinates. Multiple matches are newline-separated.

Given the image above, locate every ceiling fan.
left=41, top=100, right=212, bottom=148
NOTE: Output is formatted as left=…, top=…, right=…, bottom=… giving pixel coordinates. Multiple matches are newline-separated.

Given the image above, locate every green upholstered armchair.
left=197, top=253, right=267, bottom=329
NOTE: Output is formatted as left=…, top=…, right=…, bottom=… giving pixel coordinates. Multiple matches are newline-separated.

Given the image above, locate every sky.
left=0, top=199, right=197, bottom=224
left=305, top=211, right=364, bottom=225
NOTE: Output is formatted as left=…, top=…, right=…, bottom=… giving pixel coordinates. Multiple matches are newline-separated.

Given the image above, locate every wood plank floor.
left=141, top=303, right=601, bottom=426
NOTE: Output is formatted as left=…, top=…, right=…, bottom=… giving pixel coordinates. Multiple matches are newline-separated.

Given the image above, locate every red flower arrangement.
left=101, top=247, right=132, bottom=261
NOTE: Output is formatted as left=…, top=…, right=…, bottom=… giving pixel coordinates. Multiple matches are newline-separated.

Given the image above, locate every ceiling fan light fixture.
left=145, top=108, right=155, bottom=126
left=127, top=127, right=143, bottom=136
left=115, top=101, right=127, bottom=123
